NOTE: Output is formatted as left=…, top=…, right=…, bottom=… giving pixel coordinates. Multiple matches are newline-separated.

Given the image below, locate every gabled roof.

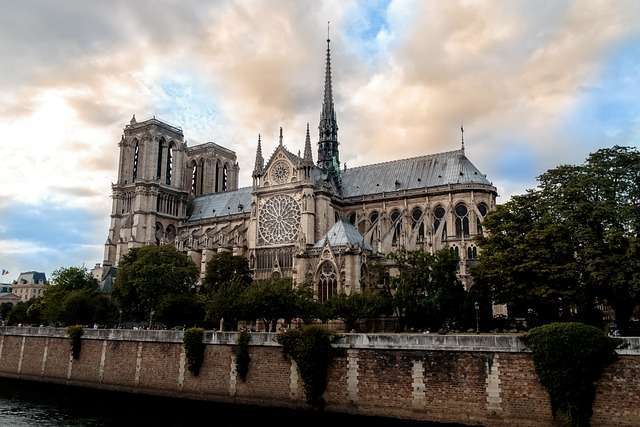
left=263, top=144, right=303, bottom=173
left=314, top=220, right=372, bottom=251
left=340, top=149, right=492, bottom=198
left=188, top=187, right=252, bottom=221
left=15, top=271, right=47, bottom=285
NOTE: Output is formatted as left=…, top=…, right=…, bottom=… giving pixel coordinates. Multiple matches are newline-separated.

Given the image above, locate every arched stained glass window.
left=433, top=206, right=446, bottom=241
left=390, top=209, right=402, bottom=246
left=455, top=203, right=470, bottom=238
left=411, top=207, right=424, bottom=242
left=318, top=261, right=338, bottom=303
left=132, top=140, right=140, bottom=180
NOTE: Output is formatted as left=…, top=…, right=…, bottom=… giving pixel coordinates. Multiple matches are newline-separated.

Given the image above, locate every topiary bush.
left=235, top=330, right=251, bottom=382
left=277, top=325, right=335, bottom=407
left=523, top=322, right=620, bottom=427
left=183, top=327, right=205, bottom=376
left=66, top=325, right=84, bottom=360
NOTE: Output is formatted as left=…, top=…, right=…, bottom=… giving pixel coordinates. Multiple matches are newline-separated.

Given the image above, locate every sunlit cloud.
left=0, top=0, right=639, bottom=276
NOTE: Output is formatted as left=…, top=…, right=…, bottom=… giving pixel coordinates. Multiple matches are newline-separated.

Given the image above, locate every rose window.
left=271, top=160, right=290, bottom=184
left=258, top=195, right=301, bottom=244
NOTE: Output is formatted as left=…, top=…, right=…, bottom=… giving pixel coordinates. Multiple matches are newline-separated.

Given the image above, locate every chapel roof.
left=188, top=186, right=252, bottom=221
left=314, top=220, right=372, bottom=251
left=339, top=149, right=492, bottom=198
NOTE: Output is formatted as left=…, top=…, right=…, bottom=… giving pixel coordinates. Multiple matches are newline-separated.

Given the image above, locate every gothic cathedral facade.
left=103, top=36, right=497, bottom=299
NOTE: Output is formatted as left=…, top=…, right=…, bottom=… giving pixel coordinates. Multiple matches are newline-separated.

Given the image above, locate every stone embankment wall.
left=0, top=327, right=638, bottom=426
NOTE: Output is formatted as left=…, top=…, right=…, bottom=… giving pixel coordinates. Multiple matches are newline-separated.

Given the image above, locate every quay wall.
left=0, top=327, right=638, bottom=426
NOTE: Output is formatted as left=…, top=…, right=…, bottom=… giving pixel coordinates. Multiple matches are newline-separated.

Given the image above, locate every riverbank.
left=0, top=327, right=638, bottom=426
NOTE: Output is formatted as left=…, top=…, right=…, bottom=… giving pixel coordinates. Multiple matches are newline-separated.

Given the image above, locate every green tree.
left=112, top=245, right=198, bottom=321
left=205, top=279, right=250, bottom=330
left=325, top=291, right=392, bottom=332
left=156, top=293, right=205, bottom=328
left=475, top=146, right=640, bottom=331
left=0, top=302, right=13, bottom=321
left=202, top=252, right=252, bottom=295
left=389, top=249, right=465, bottom=331
left=241, top=279, right=312, bottom=331
left=41, top=267, right=99, bottom=324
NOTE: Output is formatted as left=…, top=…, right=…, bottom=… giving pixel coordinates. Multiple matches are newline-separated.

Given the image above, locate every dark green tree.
left=325, top=291, right=392, bottom=332
left=475, top=146, right=640, bottom=331
left=41, top=267, right=99, bottom=324
left=0, top=302, right=13, bottom=321
left=156, top=293, right=205, bottom=328
left=205, top=279, right=251, bottom=331
left=202, top=252, right=252, bottom=294
left=112, top=245, right=198, bottom=321
left=389, top=249, right=465, bottom=331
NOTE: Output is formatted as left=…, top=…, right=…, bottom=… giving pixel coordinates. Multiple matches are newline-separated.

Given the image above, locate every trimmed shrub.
left=235, top=330, right=251, bottom=382
left=277, top=325, right=334, bottom=406
left=66, top=325, right=84, bottom=360
left=183, top=327, right=205, bottom=376
left=523, top=322, right=620, bottom=426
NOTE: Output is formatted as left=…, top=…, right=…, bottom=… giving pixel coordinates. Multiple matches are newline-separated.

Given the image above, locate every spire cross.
left=461, top=121, right=465, bottom=152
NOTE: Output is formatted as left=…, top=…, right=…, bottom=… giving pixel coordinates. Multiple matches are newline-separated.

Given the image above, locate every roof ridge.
left=192, top=186, right=252, bottom=200
left=344, top=149, right=464, bottom=172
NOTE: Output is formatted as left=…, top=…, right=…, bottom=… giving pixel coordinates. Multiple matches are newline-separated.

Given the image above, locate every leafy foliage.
left=277, top=326, right=335, bottom=406
left=475, top=146, right=640, bottom=330
left=66, top=325, right=84, bottom=360
left=183, top=327, right=205, bottom=376
left=241, top=279, right=316, bottom=331
left=156, top=293, right=205, bottom=328
left=112, top=245, right=198, bottom=322
left=202, top=252, right=252, bottom=295
left=205, top=279, right=250, bottom=331
left=325, top=291, right=392, bottom=332
left=389, top=249, right=466, bottom=331
left=6, top=300, right=42, bottom=325
left=235, top=330, right=251, bottom=382
left=524, top=323, right=620, bottom=426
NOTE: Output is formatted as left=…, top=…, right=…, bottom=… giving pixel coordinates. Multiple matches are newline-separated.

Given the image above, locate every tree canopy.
left=112, top=245, right=199, bottom=322
left=475, top=146, right=640, bottom=331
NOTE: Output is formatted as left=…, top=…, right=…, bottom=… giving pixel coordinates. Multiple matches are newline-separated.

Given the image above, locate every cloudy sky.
left=1, top=0, right=639, bottom=279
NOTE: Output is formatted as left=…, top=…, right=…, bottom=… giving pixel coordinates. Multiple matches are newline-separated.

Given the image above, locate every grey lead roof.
left=340, top=149, right=491, bottom=198
left=189, top=187, right=252, bottom=221
left=314, top=220, right=372, bottom=251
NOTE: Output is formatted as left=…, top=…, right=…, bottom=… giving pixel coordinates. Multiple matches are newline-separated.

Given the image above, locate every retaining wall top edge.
left=1, top=327, right=638, bottom=354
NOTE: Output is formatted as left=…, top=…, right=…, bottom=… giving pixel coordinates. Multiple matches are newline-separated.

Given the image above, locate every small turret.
left=252, top=134, right=264, bottom=178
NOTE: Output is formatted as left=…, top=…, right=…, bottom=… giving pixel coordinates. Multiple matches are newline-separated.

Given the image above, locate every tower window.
left=223, top=164, right=228, bottom=191
left=132, top=140, right=140, bottom=180
left=165, top=143, right=173, bottom=185
left=156, top=138, right=164, bottom=180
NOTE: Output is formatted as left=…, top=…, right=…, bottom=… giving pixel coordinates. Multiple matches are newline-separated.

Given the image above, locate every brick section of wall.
left=102, top=340, right=138, bottom=387
left=498, top=353, right=553, bottom=426
left=356, top=350, right=414, bottom=411
left=325, top=353, right=349, bottom=405
left=0, top=331, right=639, bottom=427
left=182, top=345, right=232, bottom=396
left=0, top=336, right=22, bottom=374
left=138, top=342, right=181, bottom=391
left=235, top=346, right=290, bottom=402
left=70, top=340, right=103, bottom=383
left=17, top=336, right=46, bottom=377
left=41, top=338, right=69, bottom=379
left=422, top=352, right=488, bottom=424
left=592, top=355, right=640, bottom=426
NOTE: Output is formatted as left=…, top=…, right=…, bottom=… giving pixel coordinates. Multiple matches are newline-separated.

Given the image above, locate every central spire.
left=317, top=21, right=339, bottom=172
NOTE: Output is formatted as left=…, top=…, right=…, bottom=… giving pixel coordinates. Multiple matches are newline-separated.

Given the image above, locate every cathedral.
left=102, top=36, right=497, bottom=300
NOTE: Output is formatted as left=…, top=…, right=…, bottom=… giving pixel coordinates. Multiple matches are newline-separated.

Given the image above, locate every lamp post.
left=148, top=309, right=155, bottom=330
left=474, top=301, right=480, bottom=334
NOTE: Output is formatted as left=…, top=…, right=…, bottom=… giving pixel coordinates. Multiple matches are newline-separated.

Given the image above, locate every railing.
left=1, top=326, right=639, bottom=354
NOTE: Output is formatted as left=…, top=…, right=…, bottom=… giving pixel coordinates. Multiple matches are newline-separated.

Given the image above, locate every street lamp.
left=474, top=301, right=480, bottom=334
left=148, top=309, right=155, bottom=330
